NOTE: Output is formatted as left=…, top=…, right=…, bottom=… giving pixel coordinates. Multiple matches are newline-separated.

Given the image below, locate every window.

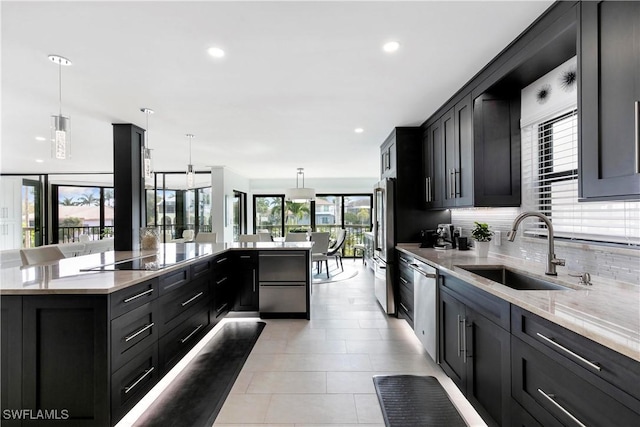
left=253, top=193, right=372, bottom=256
left=54, top=185, right=114, bottom=243
left=522, top=110, right=640, bottom=245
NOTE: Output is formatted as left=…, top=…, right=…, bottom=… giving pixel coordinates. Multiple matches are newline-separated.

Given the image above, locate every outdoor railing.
left=58, top=226, right=114, bottom=243
left=256, top=224, right=371, bottom=257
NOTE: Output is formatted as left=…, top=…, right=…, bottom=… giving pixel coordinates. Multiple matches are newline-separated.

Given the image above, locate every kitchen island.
left=0, top=242, right=313, bottom=427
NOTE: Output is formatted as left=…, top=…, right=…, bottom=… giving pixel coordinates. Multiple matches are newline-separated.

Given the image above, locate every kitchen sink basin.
left=455, top=265, right=571, bottom=291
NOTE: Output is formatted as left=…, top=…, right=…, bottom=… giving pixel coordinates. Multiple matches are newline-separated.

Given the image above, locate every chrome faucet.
left=506, top=212, right=565, bottom=276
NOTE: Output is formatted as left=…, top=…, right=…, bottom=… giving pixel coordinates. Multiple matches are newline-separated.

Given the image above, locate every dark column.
left=113, top=124, right=145, bottom=251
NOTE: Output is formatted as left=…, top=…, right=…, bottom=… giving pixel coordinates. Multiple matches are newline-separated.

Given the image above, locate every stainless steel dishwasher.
left=411, top=259, right=438, bottom=362
left=258, top=251, right=308, bottom=314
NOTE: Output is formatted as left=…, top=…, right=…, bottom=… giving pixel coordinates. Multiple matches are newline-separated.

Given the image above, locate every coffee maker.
left=435, top=224, right=454, bottom=249
left=419, top=229, right=438, bottom=248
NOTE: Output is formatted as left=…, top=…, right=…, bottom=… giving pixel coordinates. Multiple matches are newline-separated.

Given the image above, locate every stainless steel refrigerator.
left=373, top=178, right=395, bottom=314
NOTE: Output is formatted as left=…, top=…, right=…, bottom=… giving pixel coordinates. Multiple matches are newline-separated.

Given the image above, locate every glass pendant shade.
left=142, top=147, right=153, bottom=183
left=285, top=168, right=315, bottom=202
left=186, top=164, right=195, bottom=189
left=51, top=114, right=70, bottom=159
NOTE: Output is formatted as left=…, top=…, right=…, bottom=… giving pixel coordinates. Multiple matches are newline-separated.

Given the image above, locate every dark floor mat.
left=373, top=375, right=467, bottom=427
left=134, top=321, right=265, bottom=427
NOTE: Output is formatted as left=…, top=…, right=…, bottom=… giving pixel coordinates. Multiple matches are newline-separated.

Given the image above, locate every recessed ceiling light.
left=382, top=41, right=400, bottom=53
left=207, top=47, right=225, bottom=58
left=35, top=159, right=44, bottom=163
left=354, top=128, right=364, bottom=134
left=35, top=136, right=46, bottom=141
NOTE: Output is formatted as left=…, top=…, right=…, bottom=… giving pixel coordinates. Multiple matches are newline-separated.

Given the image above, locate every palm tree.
left=285, top=201, right=309, bottom=225
left=60, top=196, right=76, bottom=206
left=77, top=192, right=99, bottom=206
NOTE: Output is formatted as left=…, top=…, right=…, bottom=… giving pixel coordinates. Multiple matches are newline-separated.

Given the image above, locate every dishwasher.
left=411, top=259, right=438, bottom=362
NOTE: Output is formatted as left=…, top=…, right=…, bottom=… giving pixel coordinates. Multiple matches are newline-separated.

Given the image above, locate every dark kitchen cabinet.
left=396, top=252, right=414, bottom=327
left=439, top=273, right=511, bottom=427
left=235, top=251, right=258, bottom=311
left=423, top=119, right=444, bottom=209
left=22, top=295, right=110, bottom=427
left=472, top=91, right=521, bottom=207
left=380, top=137, right=396, bottom=179
left=1, top=296, right=22, bottom=427
left=512, top=337, right=640, bottom=426
left=443, top=95, right=473, bottom=207
left=579, top=0, right=640, bottom=200
left=211, top=253, right=233, bottom=322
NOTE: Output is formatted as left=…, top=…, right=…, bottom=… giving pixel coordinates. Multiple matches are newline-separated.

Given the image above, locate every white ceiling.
left=1, top=0, right=553, bottom=181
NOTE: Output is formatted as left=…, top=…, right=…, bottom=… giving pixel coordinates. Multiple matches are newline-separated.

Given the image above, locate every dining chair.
left=182, top=229, right=195, bottom=241
left=194, top=232, right=217, bottom=243
left=19, top=246, right=65, bottom=266
left=310, top=232, right=331, bottom=278
left=239, top=234, right=260, bottom=242
left=285, top=232, right=308, bottom=242
left=327, top=228, right=346, bottom=272
left=257, top=232, right=273, bottom=242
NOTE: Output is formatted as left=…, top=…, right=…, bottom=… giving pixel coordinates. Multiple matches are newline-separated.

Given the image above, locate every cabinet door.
left=512, top=337, right=640, bottom=427
left=579, top=0, right=640, bottom=199
left=473, top=92, right=521, bottom=207
left=424, top=120, right=444, bottom=208
left=454, top=95, right=473, bottom=206
left=465, top=307, right=511, bottom=427
left=442, top=108, right=457, bottom=207
left=235, top=252, right=258, bottom=311
left=1, top=296, right=21, bottom=427
left=439, top=288, right=466, bottom=390
left=22, top=296, right=109, bottom=427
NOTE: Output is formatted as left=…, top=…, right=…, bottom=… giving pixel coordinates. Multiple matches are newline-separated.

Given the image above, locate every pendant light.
left=48, top=55, right=72, bottom=160
left=285, top=168, right=316, bottom=202
left=140, top=107, right=155, bottom=185
left=186, top=134, right=195, bottom=188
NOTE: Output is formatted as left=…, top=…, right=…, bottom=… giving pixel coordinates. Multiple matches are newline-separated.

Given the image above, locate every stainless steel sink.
left=455, top=265, right=571, bottom=291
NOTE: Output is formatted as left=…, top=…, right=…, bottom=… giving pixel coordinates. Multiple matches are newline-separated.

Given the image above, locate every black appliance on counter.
left=419, top=229, right=438, bottom=248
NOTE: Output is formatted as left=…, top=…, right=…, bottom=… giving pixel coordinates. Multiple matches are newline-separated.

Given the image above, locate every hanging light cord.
left=189, top=135, right=192, bottom=164
left=145, top=112, right=150, bottom=149
left=58, top=60, right=62, bottom=116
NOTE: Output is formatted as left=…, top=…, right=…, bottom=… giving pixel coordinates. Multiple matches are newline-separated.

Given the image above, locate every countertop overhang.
left=0, top=242, right=313, bottom=296
left=396, top=243, right=640, bottom=363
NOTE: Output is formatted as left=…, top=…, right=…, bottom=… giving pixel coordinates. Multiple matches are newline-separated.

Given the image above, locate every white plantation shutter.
left=521, top=109, right=640, bottom=246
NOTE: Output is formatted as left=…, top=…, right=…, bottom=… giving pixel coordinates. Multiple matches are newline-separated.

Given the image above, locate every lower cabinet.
left=439, top=274, right=511, bottom=427
left=234, top=252, right=258, bottom=311
left=1, top=296, right=22, bottom=427
left=396, top=253, right=414, bottom=327
left=211, top=254, right=232, bottom=323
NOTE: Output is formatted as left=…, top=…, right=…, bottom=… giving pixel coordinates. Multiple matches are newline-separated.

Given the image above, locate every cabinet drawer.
left=157, top=278, right=209, bottom=336
left=512, top=305, right=640, bottom=402
left=398, top=285, right=414, bottom=320
left=440, top=273, right=510, bottom=330
left=259, top=251, right=307, bottom=282
left=398, top=271, right=413, bottom=293
left=111, top=342, right=159, bottom=424
left=212, top=254, right=231, bottom=273
left=512, top=337, right=640, bottom=427
left=111, top=301, right=158, bottom=373
left=190, top=257, right=213, bottom=280
left=159, top=266, right=190, bottom=295
left=159, top=306, right=209, bottom=373
left=110, top=278, right=158, bottom=319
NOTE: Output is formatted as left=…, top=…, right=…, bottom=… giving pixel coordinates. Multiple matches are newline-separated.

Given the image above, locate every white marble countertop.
left=0, top=242, right=313, bottom=296
left=397, top=243, right=640, bottom=362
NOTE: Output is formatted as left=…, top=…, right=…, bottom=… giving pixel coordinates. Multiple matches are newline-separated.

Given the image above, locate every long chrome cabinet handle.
left=462, top=317, right=467, bottom=363
left=124, top=322, right=155, bottom=342
left=180, top=324, right=204, bottom=344
left=399, top=303, right=409, bottom=313
left=454, top=169, right=461, bottom=197
left=457, top=315, right=463, bottom=357
left=123, top=288, right=153, bottom=303
left=425, top=177, right=432, bottom=202
left=215, top=276, right=228, bottom=285
left=537, top=388, right=586, bottom=427
left=536, top=333, right=601, bottom=371
left=635, top=101, right=639, bottom=174
left=399, top=277, right=408, bottom=285
left=216, top=257, right=228, bottom=264
left=181, top=291, right=204, bottom=307
left=252, top=270, right=256, bottom=292
left=124, top=367, right=155, bottom=394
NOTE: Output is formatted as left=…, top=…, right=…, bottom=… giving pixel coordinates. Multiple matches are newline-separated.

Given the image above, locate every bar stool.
left=353, top=243, right=365, bottom=264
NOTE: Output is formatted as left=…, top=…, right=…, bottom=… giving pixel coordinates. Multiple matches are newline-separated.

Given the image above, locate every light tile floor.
left=213, top=263, right=487, bottom=427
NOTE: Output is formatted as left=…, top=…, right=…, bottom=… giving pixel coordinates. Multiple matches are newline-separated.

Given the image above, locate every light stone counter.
left=397, top=243, right=640, bottom=362
left=0, top=242, right=313, bottom=295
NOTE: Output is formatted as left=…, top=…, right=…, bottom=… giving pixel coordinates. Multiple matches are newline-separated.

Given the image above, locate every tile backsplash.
left=451, top=208, right=640, bottom=285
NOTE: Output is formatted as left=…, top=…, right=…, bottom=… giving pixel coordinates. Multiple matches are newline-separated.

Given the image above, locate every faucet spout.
left=508, top=211, right=565, bottom=276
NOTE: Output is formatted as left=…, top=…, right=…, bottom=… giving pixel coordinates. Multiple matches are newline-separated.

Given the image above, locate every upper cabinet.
left=423, top=93, right=520, bottom=209
left=380, top=136, right=396, bottom=179
left=579, top=0, right=640, bottom=200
